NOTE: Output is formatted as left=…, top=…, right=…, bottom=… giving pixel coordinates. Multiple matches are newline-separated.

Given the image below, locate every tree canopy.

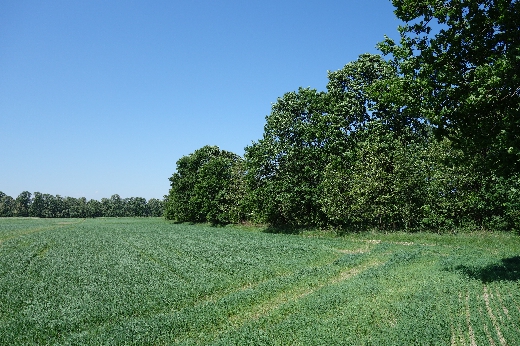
left=165, top=145, right=245, bottom=224
left=377, top=0, right=520, bottom=177
left=165, top=30, right=519, bottom=232
left=0, top=191, right=164, bottom=218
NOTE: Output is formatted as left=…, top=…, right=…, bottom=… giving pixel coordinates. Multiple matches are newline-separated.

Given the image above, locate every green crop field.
left=1, top=218, right=519, bottom=345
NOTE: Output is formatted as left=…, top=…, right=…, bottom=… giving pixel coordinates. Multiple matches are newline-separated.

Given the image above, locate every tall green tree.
left=378, top=0, right=520, bottom=177
left=64, top=197, right=87, bottom=218
left=244, top=87, right=331, bottom=227
left=29, top=192, right=43, bottom=218
left=109, top=194, right=124, bottom=217
left=147, top=198, right=164, bottom=217
left=320, top=121, right=431, bottom=231
left=165, top=145, right=245, bottom=224
left=124, top=197, right=148, bottom=217
left=14, top=191, right=32, bottom=217
left=86, top=199, right=102, bottom=217
left=245, top=54, right=407, bottom=228
left=29, top=194, right=59, bottom=218
left=0, top=192, right=14, bottom=217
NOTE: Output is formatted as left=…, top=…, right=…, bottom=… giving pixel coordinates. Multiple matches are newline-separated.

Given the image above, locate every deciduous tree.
left=378, top=0, right=520, bottom=177
left=15, top=191, right=32, bottom=217
left=165, top=145, right=245, bottom=224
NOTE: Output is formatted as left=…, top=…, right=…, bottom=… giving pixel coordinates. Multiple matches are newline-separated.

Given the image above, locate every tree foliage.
left=0, top=192, right=15, bottom=217
left=165, top=145, right=245, bottom=224
left=244, top=54, right=421, bottom=228
left=159, top=3, right=519, bottom=232
left=321, top=122, right=427, bottom=231
left=0, top=192, right=164, bottom=218
left=244, top=87, right=330, bottom=227
left=14, top=191, right=32, bottom=217
left=377, top=0, right=520, bottom=177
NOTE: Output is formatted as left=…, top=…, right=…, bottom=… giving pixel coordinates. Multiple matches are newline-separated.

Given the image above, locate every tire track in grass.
left=119, top=238, right=317, bottom=311
left=506, top=292, right=520, bottom=345
left=73, top=231, right=379, bottom=343
left=247, top=260, right=383, bottom=321
left=510, top=291, right=520, bottom=314
left=207, top=258, right=384, bottom=344
left=494, top=290, right=511, bottom=319
left=1, top=221, right=84, bottom=279
left=125, top=236, right=376, bottom=313
left=483, top=285, right=507, bottom=346
left=487, top=286, right=520, bottom=344
left=465, top=291, right=477, bottom=346
left=165, top=247, right=377, bottom=344
left=496, top=289, right=520, bottom=335
left=467, top=283, right=495, bottom=346
left=476, top=288, right=500, bottom=346
left=483, top=323, right=497, bottom=346
left=202, top=243, right=374, bottom=314
left=117, top=235, right=269, bottom=326
left=73, top=271, right=295, bottom=344
left=0, top=226, right=55, bottom=244
left=449, top=295, right=457, bottom=346
left=451, top=292, right=468, bottom=346
left=66, top=242, right=373, bottom=344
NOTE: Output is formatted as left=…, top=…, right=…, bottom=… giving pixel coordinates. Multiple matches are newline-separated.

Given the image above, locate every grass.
left=1, top=217, right=519, bottom=345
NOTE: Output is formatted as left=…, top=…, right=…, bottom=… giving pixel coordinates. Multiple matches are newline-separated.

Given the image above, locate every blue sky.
left=1, top=0, right=401, bottom=200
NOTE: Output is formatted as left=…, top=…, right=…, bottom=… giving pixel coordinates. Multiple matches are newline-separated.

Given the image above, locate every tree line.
left=165, top=0, right=520, bottom=233
left=0, top=191, right=164, bottom=218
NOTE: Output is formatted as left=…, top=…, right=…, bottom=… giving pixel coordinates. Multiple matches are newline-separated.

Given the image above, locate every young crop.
left=0, top=218, right=519, bottom=345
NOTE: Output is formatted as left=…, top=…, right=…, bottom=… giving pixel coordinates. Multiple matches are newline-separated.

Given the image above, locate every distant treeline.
left=0, top=191, right=164, bottom=218
left=164, top=0, right=520, bottom=233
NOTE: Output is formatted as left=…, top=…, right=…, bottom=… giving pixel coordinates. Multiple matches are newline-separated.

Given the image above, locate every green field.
left=1, top=218, right=519, bottom=345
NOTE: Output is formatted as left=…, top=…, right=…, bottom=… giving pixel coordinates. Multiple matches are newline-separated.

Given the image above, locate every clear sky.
left=1, top=0, right=401, bottom=201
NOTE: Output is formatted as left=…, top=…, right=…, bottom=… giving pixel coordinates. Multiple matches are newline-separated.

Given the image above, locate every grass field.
left=1, top=217, right=519, bottom=345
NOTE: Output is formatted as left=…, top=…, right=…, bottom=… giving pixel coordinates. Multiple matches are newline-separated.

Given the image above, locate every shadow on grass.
left=454, top=256, right=520, bottom=283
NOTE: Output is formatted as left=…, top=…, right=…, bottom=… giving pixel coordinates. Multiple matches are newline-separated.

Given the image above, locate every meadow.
left=1, top=217, right=519, bottom=345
